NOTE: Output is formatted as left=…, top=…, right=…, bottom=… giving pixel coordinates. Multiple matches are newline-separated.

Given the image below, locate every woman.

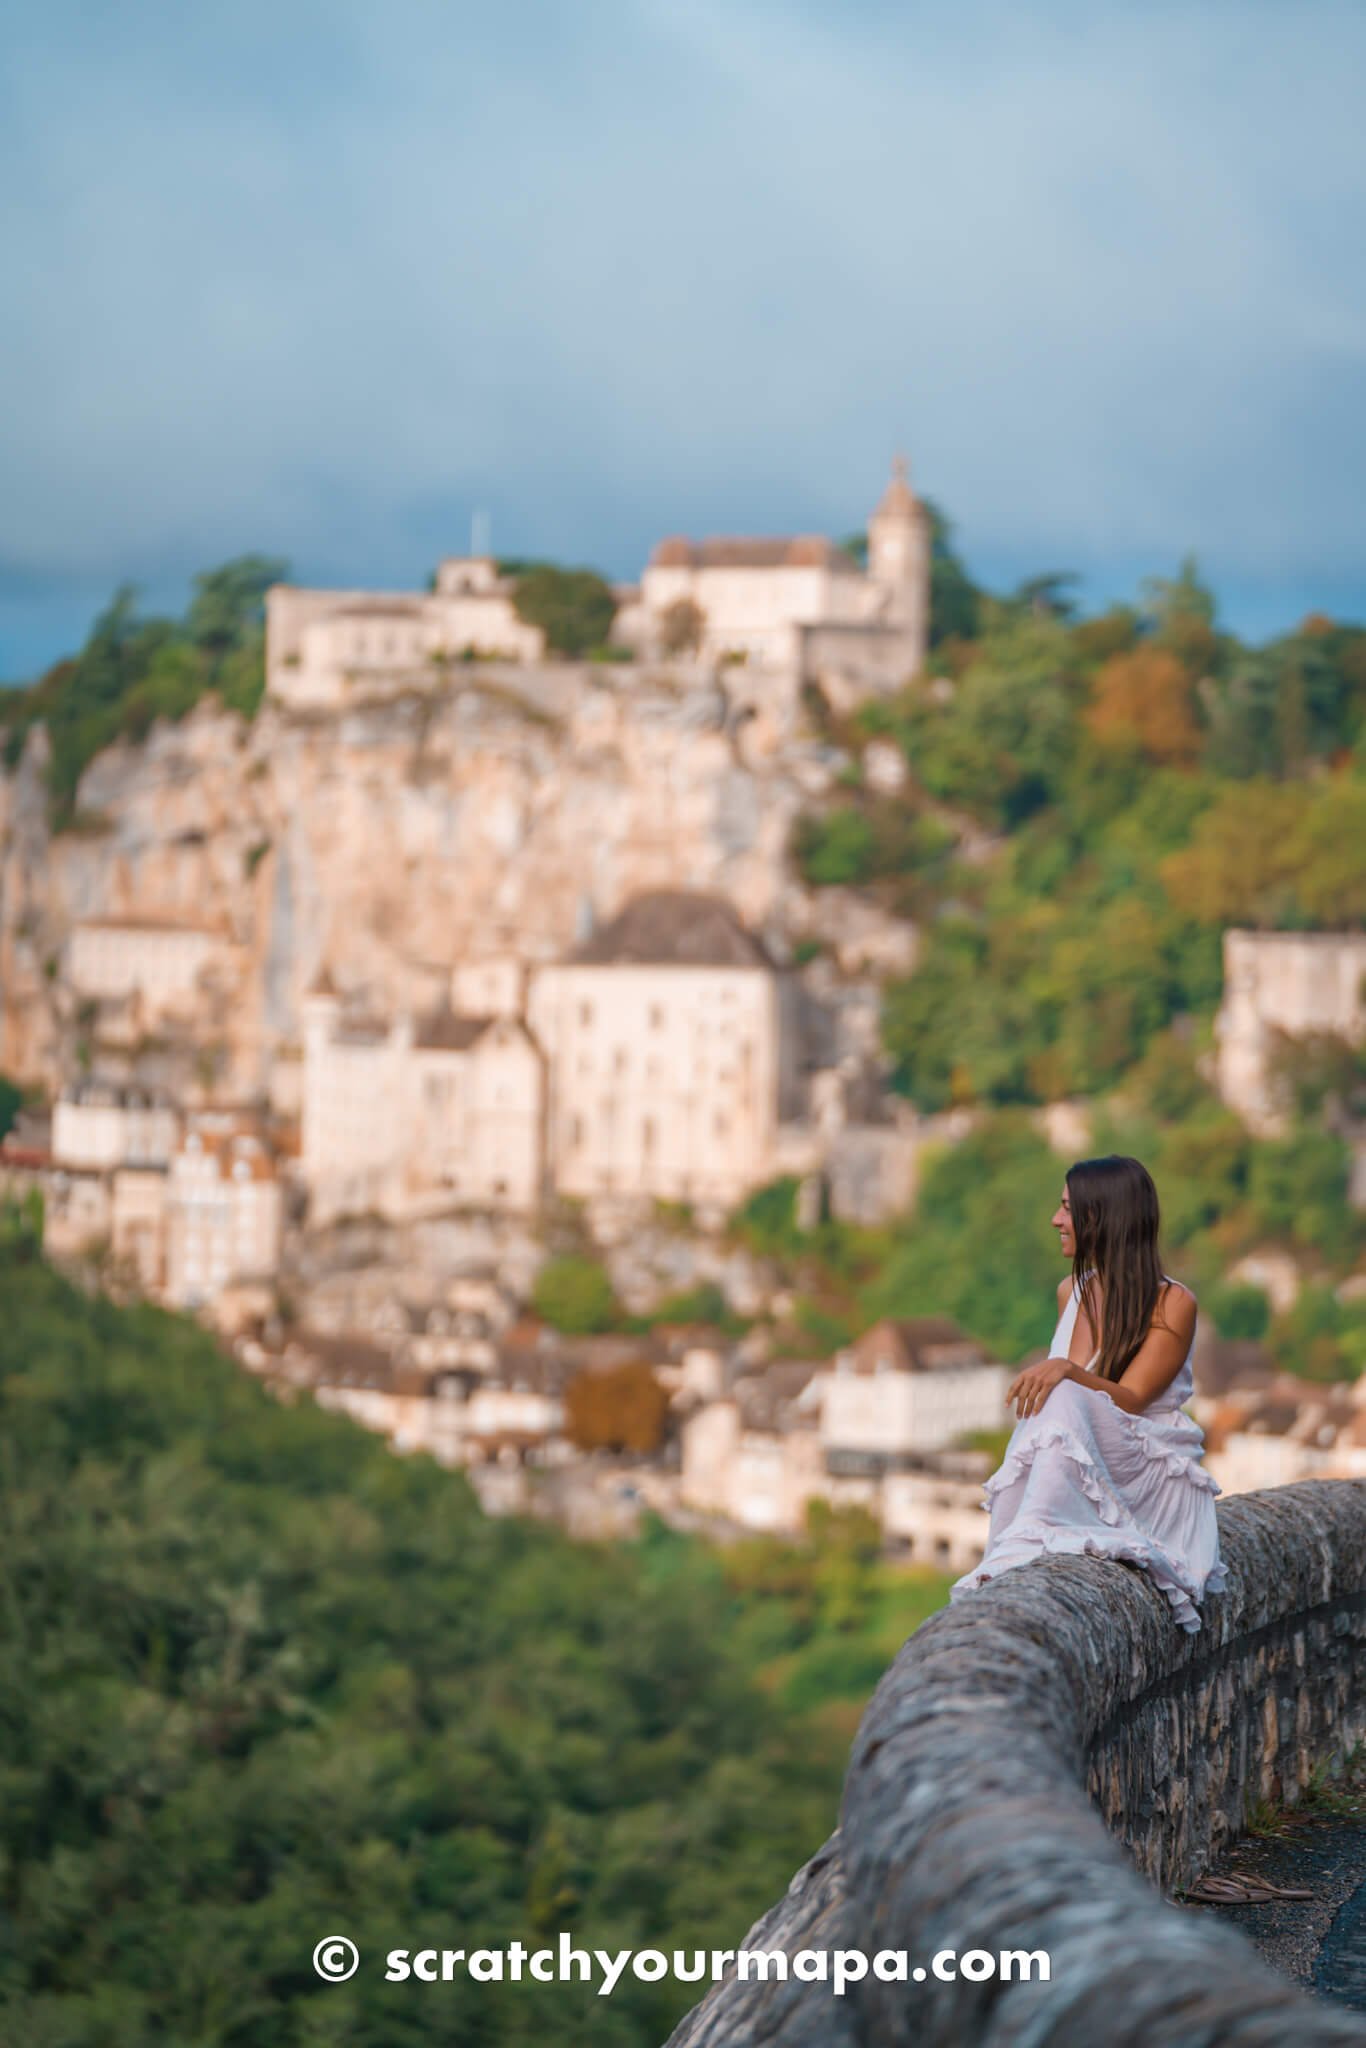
left=949, top=1155, right=1228, bottom=1634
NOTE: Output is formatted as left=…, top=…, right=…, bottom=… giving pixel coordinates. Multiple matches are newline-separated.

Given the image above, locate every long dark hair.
left=1065, top=1155, right=1181, bottom=1383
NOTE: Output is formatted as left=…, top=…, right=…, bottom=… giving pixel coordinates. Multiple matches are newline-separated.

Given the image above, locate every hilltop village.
left=3, top=461, right=1365, bottom=1562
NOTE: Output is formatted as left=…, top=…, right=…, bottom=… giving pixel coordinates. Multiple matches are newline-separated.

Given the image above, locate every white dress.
left=949, top=1273, right=1229, bottom=1633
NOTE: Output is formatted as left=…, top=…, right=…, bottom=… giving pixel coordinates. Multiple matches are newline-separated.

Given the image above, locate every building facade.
left=623, top=459, right=931, bottom=683
left=818, top=1318, right=1010, bottom=1463
left=52, top=1082, right=177, bottom=1172
left=527, top=891, right=784, bottom=1207
left=66, top=919, right=233, bottom=1023
left=299, top=891, right=790, bottom=1222
left=1214, top=928, right=1366, bottom=1134
left=265, top=558, right=545, bottom=707
left=300, top=982, right=544, bottom=1224
left=164, top=1115, right=283, bottom=1310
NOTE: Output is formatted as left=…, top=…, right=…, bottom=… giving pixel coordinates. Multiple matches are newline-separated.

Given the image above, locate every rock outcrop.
left=0, top=667, right=912, bottom=1104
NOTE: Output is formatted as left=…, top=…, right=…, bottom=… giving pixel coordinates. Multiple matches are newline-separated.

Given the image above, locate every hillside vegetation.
left=0, top=1251, right=950, bottom=2045
left=0, top=556, right=284, bottom=823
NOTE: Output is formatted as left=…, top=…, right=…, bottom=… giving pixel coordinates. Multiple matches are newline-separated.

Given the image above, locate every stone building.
left=527, top=890, right=787, bottom=1208
left=66, top=917, right=236, bottom=1026
left=265, top=557, right=545, bottom=707
left=881, top=1464, right=995, bottom=1575
left=621, top=458, right=930, bottom=686
left=300, top=975, right=544, bottom=1224
left=110, top=1166, right=168, bottom=1291
left=164, top=1113, right=283, bottom=1310
left=679, top=1363, right=827, bottom=1532
left=816, top=1317, right=1011, bottom=1465
left=52, top=1081, right=177, bottom=1172
left=678, top=1344, right=997, bottom=1561
left=1214, top=927, right=1366, bottom=1134
left=297, top=889, right=816, bottom=1222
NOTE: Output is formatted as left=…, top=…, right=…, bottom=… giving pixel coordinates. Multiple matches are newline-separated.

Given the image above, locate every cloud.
left=1, top=0, right=1363, bottom=675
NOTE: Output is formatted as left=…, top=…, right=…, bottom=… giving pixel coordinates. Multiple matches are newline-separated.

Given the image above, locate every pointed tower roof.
left=873, top=454, right=918, bottom=523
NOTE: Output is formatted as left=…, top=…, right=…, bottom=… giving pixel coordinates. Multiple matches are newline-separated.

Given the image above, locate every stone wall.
left=665, top=1479, right=1366, bottom=2047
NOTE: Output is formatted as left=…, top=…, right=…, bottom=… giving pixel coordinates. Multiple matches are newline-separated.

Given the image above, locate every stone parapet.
left=666, top=1479, right=1366, bottom=2046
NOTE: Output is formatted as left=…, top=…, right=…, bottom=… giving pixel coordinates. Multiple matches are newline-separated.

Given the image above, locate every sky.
left=2, top=0, right=1365, bottom=682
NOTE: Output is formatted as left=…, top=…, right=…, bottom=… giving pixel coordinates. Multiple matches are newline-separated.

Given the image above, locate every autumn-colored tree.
left=1158, top=776, right=1366, bottom=928
left=564, top=1358, right=669, bottom=1454
left=1085, top=646, right=1204, bottom=766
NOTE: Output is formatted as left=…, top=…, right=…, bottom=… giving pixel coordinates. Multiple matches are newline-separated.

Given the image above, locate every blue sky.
left=2, top=0, right=1364, bottom=682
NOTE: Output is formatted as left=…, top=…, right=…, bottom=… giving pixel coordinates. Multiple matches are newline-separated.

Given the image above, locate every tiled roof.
left=330, top=599, right=426, bottom=618
left=414, top=1009, right=491, bottom=1052
left=649, top=535, right=862, bottom=573
left=847, top=1317, right=993, bottom=1373
left=568, top=889, right=772, bottom=969
left=734, top=1361, right=818, bottom=1431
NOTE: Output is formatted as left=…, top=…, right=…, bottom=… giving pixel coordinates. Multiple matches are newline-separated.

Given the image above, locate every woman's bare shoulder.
left=1159, top=1276, right=1198, bottom=1330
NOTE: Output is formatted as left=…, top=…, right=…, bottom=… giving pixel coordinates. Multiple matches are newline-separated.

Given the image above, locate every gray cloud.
left=2, top=0, right=1363, bottom=676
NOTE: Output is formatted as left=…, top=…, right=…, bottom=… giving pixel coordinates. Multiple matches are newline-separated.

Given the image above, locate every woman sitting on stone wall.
left=949, top=1154, right=1229, bottom=1635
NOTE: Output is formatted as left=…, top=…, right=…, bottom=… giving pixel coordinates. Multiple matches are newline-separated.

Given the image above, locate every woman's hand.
left=1005, top=1356, right=1073, bottom=1420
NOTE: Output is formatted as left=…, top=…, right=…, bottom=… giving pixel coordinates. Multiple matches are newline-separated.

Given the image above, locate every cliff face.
left=0, top=667, right=863, bottom=1099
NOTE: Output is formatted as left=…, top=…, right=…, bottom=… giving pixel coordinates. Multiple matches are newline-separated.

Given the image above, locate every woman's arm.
left=1007, top=1283, right=1197, bottom=1419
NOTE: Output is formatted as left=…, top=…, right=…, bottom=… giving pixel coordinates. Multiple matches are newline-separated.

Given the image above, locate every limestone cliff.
left=0, top=665, right=911, bottom=1104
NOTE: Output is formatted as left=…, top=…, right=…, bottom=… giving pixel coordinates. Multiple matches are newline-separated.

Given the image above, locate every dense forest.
left=0, top=1249, right=949, bottom=2046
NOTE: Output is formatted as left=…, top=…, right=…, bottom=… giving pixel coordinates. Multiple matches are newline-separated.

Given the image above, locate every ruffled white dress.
left=949, top=1273, right=1229, bottom=1633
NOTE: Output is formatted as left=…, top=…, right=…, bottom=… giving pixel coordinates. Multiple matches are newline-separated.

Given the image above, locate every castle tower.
left=867, top=455, right=931, bottom=663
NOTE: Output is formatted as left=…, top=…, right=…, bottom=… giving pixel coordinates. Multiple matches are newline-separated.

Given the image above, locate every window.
left=642, top=1117, right=655, bottom=1155
left=649, top=1004, right=664, bottom=1030
left=578, top=1000, right=593, bottom=1028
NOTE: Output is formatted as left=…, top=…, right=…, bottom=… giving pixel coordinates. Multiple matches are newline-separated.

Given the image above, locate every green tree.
left=531, top=1254, right=621, bottom=1333
left=187, top=554, right=286, bottom=659
left=859, top=1114, right=1068, bottom=1364
left=0, top=1261, right=869, bottom=2047
left=0, top=1071, right=22, bottom=1139
left=921, top=496, right=982, bottom=647
left=510, top=563, right=617, bottom=657
left=0, top=554, right=287, bottom=821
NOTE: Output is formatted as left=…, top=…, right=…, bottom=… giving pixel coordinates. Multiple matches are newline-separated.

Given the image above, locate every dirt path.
left=1177, top=1817, right=1366, bottom=2012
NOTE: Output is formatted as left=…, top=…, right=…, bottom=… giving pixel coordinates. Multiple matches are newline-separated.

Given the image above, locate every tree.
left=510, top=563, right=617, bottom=657
left=186, top=554, right=288, bottom=659
left=0, top=554, right=288, bottom=822
left=531, top=1254, right=621, bottom=1333
left=0, top=1260, right=858, bottom=2046
left=0, top=1071, right=22, bottom=1140
left=1006, top=573, right=1080, bottom=622
left=564, top=1358, right=669, bottom=1453
left=1140, top=553, right=1221, bottom=679
left=1159, top=777, right=1366, bottom=928
left=920, top=497, right=982, bottom=647
left=907, top=613, right=1080, bottom=827
left=1085, top=646, right=1204, bottom=767
left=1071, top=606, right=1142, bottom=664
